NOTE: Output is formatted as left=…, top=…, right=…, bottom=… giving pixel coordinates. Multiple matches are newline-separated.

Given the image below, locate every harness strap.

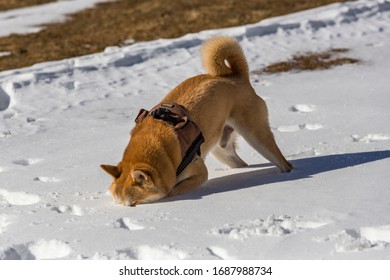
left=135, top=101, right=204, bottom=176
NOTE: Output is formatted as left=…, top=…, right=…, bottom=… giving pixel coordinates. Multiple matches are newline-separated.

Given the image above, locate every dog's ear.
left=132, top=170, right=153, bottom=186
left=100, top=164, right=122, bottom=179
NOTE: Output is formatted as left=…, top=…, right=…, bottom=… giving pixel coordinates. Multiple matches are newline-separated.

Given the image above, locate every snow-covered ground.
left=0, top=0, right=389, bottom=260
left=0, top=0, right=110, bottom=37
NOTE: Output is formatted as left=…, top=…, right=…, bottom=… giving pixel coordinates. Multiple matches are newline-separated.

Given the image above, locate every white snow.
left=0, top=239, right=72, bottom=259
left=0, top=51, right=11, bottom=57
left=0, top=0, right=110, bottom=37
left=0, top=188, right=41, bottom=205
left=289, top=104, right=317, bottom=113
left=0, top=0, right=390, bottom=260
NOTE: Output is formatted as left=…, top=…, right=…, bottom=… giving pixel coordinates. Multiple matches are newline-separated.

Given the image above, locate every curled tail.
left=201, top=36, right=249, bottom=80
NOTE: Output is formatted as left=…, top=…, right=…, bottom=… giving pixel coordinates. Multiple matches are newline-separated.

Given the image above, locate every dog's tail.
left=201, top=36, right=249, bottom=80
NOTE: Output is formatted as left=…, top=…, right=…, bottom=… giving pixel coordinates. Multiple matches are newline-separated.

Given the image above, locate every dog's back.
left=163, top=36, right=255, bottom=155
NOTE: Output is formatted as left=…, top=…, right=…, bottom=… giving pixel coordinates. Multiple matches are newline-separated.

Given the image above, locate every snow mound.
left=0, top=215, right=12, bottom=234
left=0, top=239, right=72, bottom=260
left=0, top=189, right=40, bottom=206
left=136, top=245, right=188, bottom=260
left=114, top=218, right=145, bottom=231
left=289, top=104, right=316, bottom=113
left=211, top=215, right=327, bottom=240
left=314, top=225, right=390, bottom=253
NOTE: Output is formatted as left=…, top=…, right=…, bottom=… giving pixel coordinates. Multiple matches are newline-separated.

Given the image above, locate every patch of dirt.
left=255, top=49, right=359, bottom=74
left=0, top=0, right=348, bottom=72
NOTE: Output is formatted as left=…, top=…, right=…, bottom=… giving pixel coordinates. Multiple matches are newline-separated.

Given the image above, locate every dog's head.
left=100, top=163, right=166, bottom=207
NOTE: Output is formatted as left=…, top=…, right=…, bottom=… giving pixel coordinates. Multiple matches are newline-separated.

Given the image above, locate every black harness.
left=135, top=101, right=204, bottom=176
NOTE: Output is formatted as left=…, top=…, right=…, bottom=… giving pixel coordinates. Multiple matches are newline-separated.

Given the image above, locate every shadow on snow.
left=165, top=150, right=390, bottom=202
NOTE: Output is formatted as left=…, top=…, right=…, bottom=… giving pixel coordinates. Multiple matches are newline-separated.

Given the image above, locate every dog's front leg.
left=169, top=157, right=208, bottom=196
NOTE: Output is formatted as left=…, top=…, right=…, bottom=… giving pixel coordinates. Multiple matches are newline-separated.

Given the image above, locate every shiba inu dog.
left=101, top=36, right=292, bottom=206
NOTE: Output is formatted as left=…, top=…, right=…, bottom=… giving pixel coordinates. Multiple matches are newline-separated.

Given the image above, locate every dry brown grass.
left=0, top=0, right=348, bottom=72
left=0, top=0, right=54, bottom=11
left=255, top=49, right=359, bottom=74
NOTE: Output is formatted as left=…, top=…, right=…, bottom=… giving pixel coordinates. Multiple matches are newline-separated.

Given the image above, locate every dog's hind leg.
left=232, top=97, right=293, bottom=172
left=211, top=125, right=248, bottom=168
